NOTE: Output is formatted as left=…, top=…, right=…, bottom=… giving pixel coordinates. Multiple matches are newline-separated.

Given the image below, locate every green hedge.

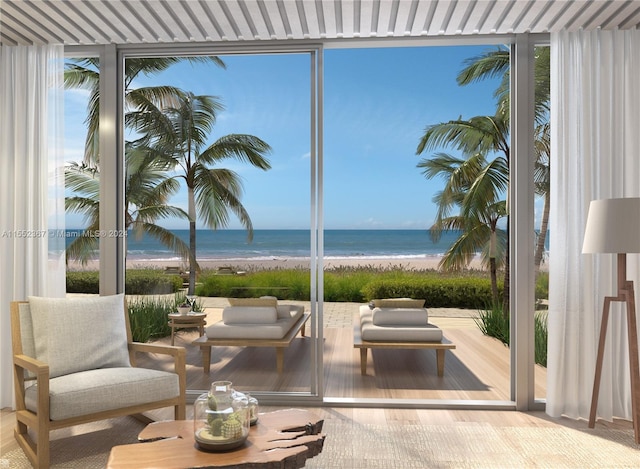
left=361, top=277, right=502, bottom=309
left=197, top=267, right=504, bottom=309
left=66, top=269, right=183, bottom=294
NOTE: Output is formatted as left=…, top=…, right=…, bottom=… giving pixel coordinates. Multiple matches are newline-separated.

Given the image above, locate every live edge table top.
left=107, top=408, right=325, bottom=469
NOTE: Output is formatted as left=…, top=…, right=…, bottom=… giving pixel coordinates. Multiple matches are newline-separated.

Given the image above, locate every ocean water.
left=66, top=229, right=464, bottom=262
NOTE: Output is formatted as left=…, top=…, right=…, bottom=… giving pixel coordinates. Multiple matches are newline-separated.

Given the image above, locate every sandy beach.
left=68, top=255, right=490, bottom=272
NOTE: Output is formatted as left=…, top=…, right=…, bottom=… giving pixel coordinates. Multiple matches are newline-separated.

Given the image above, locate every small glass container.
left=193, top=381, right=249, bottom=452
left=245, top=392, right=259, bottom=425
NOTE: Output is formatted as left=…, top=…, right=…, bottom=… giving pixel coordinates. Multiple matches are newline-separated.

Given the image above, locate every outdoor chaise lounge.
left=192, top=297, right=309, bottom=373
left=354, top=299, right=456, bottom=377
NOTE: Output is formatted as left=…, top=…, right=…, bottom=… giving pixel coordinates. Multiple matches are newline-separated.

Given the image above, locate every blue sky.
left=64, top=45, right=510, bottom=230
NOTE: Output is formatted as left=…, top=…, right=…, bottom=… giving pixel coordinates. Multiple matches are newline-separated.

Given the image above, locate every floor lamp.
left=582, top=197, right=640, bottom=444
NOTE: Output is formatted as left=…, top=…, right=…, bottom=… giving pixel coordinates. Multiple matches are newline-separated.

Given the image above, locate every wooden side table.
left=168, top=312, right=206, bottom=346
left=107, top=408, right=325, bottom=469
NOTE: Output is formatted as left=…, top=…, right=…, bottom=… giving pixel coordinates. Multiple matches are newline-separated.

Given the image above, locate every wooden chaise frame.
left=353, top=313, right=456, bottom=377
left=193, top=312, right=310, bottom=374
left=10, top=300, right=187, bottom=469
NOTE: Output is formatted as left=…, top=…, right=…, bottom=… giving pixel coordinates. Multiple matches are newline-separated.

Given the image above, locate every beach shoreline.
left=68, top=255, right=505, bottom=272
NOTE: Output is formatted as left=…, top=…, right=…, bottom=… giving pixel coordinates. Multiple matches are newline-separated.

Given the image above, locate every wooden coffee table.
left=107, top=408, right=325, bottom=468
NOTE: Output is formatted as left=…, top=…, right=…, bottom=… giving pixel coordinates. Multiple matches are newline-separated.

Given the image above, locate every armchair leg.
left=14, top=422, right=50, bottom=469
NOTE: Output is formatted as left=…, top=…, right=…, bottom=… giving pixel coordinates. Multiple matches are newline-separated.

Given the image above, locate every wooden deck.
left=135, top=302, right=547, bottom=401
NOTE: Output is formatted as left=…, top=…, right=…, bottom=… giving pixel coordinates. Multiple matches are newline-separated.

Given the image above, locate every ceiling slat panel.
left=410, top=0, right=436, bottom=36
left=265, top=1, right=290, bottom=40
left=191, top=1, right=227, bottom=41
left=98, top=0, right=145, bottom=43
left=300, top=0, right=320, bottom=39
left=1, top=2, right=63, bottom=44
left=157, top=1, right=201, bottom=42
left=1, top=1, right=639, bottom=46
left=340, top=0, right=355, bottom=38
left=445, top=1, right=476, bottom=36
left=320, top=0, right=337, bottom=39
left=428, top=1, right=456, bottom=35
left=281, top=0, right=304, bottom=39
left=215, top=1, right=251, bottom=40
left=525, top=0, right=565, bottom=34
left=477, top=1, right=506, bottom=35
left=6, top=0, right=81, bottom=44
left=375, top=0, right=394, bottom=37
left=358, top=0, right=374, bottom=38
left=205, top=1, right=240, bottom=41
left=393, top=0, right=414, bottom=36
left=242, top=1, right=273, bottom=40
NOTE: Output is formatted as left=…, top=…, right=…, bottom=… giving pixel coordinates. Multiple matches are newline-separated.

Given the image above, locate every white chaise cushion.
left=360, top=305, right=442, bottom=342
left=28, top=294, right=130, bottom=378
left=372, top=298, right=426, bottom=308
left=223, top=306, right=278, bottom=324
left=228, top=297, right=278, bottom=307
left=276, top=304, right=304, bottom=319
left=372, top=307, right=428, bottom=326
left=207, top=307, right=304, bottom=340
left=24, top=367, right=179, bottom=420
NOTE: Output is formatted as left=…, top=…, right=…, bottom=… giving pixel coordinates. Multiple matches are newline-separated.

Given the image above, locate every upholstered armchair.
left=10, top=294, right=186, bottom=469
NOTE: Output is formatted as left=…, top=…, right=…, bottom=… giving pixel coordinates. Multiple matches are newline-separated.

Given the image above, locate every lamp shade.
left=582, top=198, right=640, bottom=253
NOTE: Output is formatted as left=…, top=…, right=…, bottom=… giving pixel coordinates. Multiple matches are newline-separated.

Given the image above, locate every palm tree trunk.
left=534, top=191, right=550, bottom=274
left=502, top=223, right=510, bottom=318
left=490, top=257, right=499, bottom=304
left=188, top=186, right=197, bottom=296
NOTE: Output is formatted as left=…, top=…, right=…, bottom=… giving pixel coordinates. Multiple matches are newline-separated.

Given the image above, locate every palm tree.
left=417, top=110, right=510, bottom=310
left=418, top=149, right=508, bottom=304
left=64, top=57, right=226, bottom=265
left=458, top=45, right=551, bottom=274
left=65, top=148, right=190, bottom=265
left=417, top=46, right=551, bottom=311
left=64, top=57, right=226, bottom=167
left=130, top=90, right=272, bottom=295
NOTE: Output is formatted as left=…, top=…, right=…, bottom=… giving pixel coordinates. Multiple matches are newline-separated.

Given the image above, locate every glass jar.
left=245, top=392, right=259, bottom=425
left=193, top=381, right=249, bottom=451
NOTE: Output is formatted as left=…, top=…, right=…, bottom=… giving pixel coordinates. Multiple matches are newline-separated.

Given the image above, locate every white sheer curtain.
left=0, top=45, right=65, bottom=409
left=547, top=28, right=640, bottom=422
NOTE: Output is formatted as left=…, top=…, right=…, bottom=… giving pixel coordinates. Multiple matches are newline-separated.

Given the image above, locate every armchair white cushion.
left=28, top=294, right=131, bottom=377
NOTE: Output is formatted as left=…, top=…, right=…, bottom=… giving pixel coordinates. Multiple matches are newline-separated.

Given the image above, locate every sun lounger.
left=354, top=303, right=456, bottom=376
left=193, top=300, right=309, bottom=373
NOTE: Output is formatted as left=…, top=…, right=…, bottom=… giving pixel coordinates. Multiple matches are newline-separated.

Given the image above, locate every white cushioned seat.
left=25, top=367, right=180, bottom=421
left=372, top=307, right=429, bottom=326
left=360, top=305, right=443, bottom=342
left=223, top=306, right=278, bottom=324
left=207, top=306, right=304, bottom=340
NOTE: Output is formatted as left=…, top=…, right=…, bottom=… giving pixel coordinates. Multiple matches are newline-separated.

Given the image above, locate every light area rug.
left=2, top=417, right=638, bottom=468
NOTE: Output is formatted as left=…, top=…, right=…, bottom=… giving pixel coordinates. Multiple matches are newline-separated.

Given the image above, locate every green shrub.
left=535, top=312, right=548, bottom=367
left=474, top=303, right=548, bottom=367
left=66, top=269, right=182, bottom=294
left=198, top=269, right=311, bottom=300
left=125, top=269, right=183, bottom=294
left=66, top=270, right=100, bottom=293
left=362, top=276, right=501, bottom=309
left=198, top=266, right=498, bottom=308
left=127, top=293, right=202, bottom=343
left=474, top=303, right=509, bottom=345
left=535, top=271, right=549, bottom=306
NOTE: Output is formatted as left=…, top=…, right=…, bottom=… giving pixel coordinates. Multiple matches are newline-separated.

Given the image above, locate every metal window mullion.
left=510, top=34, right=537, bottom=410
left=99, top=44, right=125, bottom=295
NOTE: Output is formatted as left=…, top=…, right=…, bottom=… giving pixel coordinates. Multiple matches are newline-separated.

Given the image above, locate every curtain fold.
left=0, top=45, right=65, bottom=409
left=547, top=28, right=640, bottom=422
